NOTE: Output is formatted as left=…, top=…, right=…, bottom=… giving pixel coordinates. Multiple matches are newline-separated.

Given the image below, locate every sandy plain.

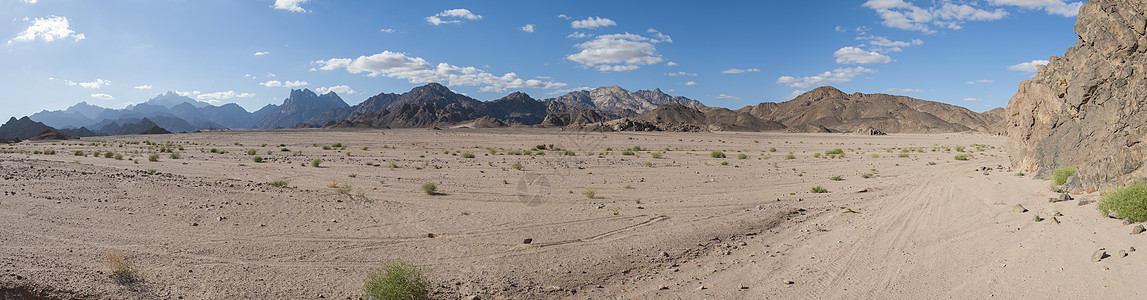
left=0, top=128, right=1143, bottom=299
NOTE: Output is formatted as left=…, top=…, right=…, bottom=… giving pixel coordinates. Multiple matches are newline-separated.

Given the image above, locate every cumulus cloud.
left=134, top=85, right=152, bottom=90
left=665, top=61, right=678, bottom=66
left=316, top=85, right=356, bottom=95
left=965, top=79, right=994, bottom=84
left=521, top=24, right=535, bottom=33
left=197, top=91, right=255, bottom=101
left=834, top=46, right=893, bottom=64
left=712, top=94, right=742, bottom=100
left=571, top=17, right=616, bottom=29
left=8, top=15, right=85, bottom=44
left=666, top=71, right=696, bottom=77
left=566, top=32, right=671, bottom=72
left=884, top=88, right=923, bottom=93
left=986, top=0, right=1083, bottom=17
left=683, top=81, right=697, bottom=86
left=22, top=0, right=38, bottom=3
left=254, top=51, right=270, bottom=56
left=557, top=14, right=572, bottom=20
left=857, top=35, right=923, bottom=52
left=786, top=90, right=808, bottom=99
left=721, top=68, right=760, bottom=74
left=962, top=97, right=982, bottom=101
left=260, top=80, right=308, bottom=88
left=379, top=28, right=396, bottom=33
left=426, top=9, right=482, bottom=26
left=862, top=0, right=1007, bottom=33
left=776, top=67, right=877, bottom=89
left=313, top=50, right=567, bottom=93
left=272, top=0, right=309, bottom=13
left=90, top=93, right=114, bottom=101
left=65, top=79, right=110, bottom=89
left=566, top=31, right=592, bottom=39
left=1007, top=59, right=1048, bottom=72
left=546, top=86, right=592, bottom=95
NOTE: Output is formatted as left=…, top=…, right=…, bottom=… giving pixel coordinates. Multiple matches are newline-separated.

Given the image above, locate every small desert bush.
left=861, top=173, right=874, bottom=179
left=870, top=154, right=879, bottom=158
left=785, top=154, right=795, bottom=160
left=421, top=182, right=437, bottom=195
left=511, top=161, right=523, bottom=170
left=253, top=156, right=264, bottom=163
left=898, top=153, right=910, bottom=158
left=564, top=150, right=576, bottom=156
left=106, top=250, right=138, bottom=282
left=114, top=153, right=123, bottom=160
left=711, top=151, right=726, bottom=158
left=954, top=154, right=971, bottom=161
left=650, top=152, right=663, bottom=159
left=825, top=148, right=844, bottom=155
left=737, top=153, right=748, bottom=160
left=1052, top=166, right=1076, bottom=185
left=336, top=184, right=353, bottom=195
left=74, top=150, right=85, bottom=156
left=768, top=147, right=777, bottom=152
left=811, top=186, right=828, bottom=193
left=583, top=189, right=596, bottom=199
left=362, top=261, right=431, bottom=300
left=813, top=153, right=822, bottom=158
left=169, top=153, right=180, bottom=159
left=621, top=149, right=635, bottom=156
left=311, top=159, right=322, bottom=167
left=461, top=152, right=475, bottom=158
left=830, top=176, right=843, bottom=181
left=1098, top=183, right=1147, bottom=222
left=270, top=180, right=288, bottom=187
left=104, top=151, right=114, bottom=158
left=148, top=154, right=159, bottom=162
left=955, top=145, right=966, bottom=152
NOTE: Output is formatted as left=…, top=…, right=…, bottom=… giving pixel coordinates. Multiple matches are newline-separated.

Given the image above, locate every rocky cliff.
left=1006, top=0, right=1147, bottom=190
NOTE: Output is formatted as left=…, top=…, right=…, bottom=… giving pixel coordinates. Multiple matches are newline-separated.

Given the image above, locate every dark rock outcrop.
left=0, top=116, right=55, bottom=140
left=251, top=89, right=349, bottom=129
left=139, top=126, right=171, bottom=135
left=1006, top=0, right=1147, bottom=190
left=28, top=129, right=76, bottom=141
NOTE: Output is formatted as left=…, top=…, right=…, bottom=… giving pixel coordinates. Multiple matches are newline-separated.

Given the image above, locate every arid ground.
left=2, top=128, right=1143, bottom=299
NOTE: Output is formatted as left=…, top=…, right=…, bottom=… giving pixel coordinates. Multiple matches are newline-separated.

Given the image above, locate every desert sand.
left=1, top=128, right=1142, bottom=299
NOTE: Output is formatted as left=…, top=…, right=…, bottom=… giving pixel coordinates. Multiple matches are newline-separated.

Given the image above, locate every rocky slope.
left=547, top=86, right=702, bottom=116
left=741, top=86, right=1000, bottom=133
left=251, top=89, right=349, bottom=129
left=1006, top=0, right=1147, bottom=189
left=0, top=117, right=56, bottom=140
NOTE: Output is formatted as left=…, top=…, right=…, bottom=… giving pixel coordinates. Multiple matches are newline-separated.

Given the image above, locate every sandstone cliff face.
left=1006, top=0, right=1147, bottom=189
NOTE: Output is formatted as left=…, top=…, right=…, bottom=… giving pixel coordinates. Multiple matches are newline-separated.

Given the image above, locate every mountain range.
left=2, top=83, right=1006, bottom=142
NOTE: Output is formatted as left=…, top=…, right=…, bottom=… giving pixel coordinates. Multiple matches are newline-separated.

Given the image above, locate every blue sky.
left=1, top=0, right=1082, bottom=117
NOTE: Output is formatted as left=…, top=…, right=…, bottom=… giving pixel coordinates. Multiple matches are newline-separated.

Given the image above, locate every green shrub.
left=768, top=147, right=777, bottom=152
left=1052, top=166, right=1076, bottom=185
left=421, top=182, right=437, bottom=195
left=830, top=176, right=843, bottom=181
left=511, top=161, right=523, bottom=170
left=737, top=153, right=748, bottom=160
left=169, top=153, right=180, bottom=159
left=955, top=145, right=965, bottom=152
left=106, top=250, right=138, bottom=282
left=621, top=149, right=635, bottom=156
left=711, top=151, right=726, bottom=158
left=210, top=148, right=219, bottom=153
left=461, top=152, right=475, bottom=158
left=1098, top=183, right=1147, bottom=222
left=148, top=154, right=159, bottom=162
left=861, top=173, right=873, bottom=179
left=104, top=152, right=114, bottom=158
left=898, top=153, right=910, bottom=158
left=311, top=159, right=322, bottom=167
left=813, top=153, right=822, bottom=158
left=954, top=154, right=971, bottom=161
left=114, top=153, right=123, bottom=160
left=253, top=156, right=264, bottom=163
left=650, top=152, right=663, bottom=159
left=811, top=186, right=828, bottom=193
left=583, top=189, right=596, bottom=199
left=74, top=150, right=85, bottom=156
left=825, top=148, right=844, bottom=155
left=336, top=184, right=352, bottom=195
left=870, top=154, right=879, bottom=158
left=564, top=150, right=576, bottom=156
left=270, top=180, right=288, bottom=187
left=363, top=261, right=430, bottom=300
left=784, top=154, right=795, bottom=160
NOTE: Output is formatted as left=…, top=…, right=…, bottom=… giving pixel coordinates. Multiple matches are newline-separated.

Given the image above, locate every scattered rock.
left=1052, top=211, right=1063, bottom=217
left=785, top=280, right=795, bottom=285
left=1124, top=217, right=1134, bottom=225
left=1012, top=204, right=1028, bottom=213
left=1092, top=250, right=1108, bottom=262
left=427, top=233, right=436, bottom=238
left=658, top=285, right=669, bottom=290
left=696, top=285, right=707, bottom=290
left=856, top=188, right=868, bottom=193
left=1130, top=246, right=1137, bottom=252
left=1132, top=225, right=1145, bottom=235
left=1050, top=193, right=1073, bottom=203
left=983, top=171, right=990, bottom=176
left=1049, top=217, right=1060, bottom=225
left=1118, top=250, right=1128, bottom=258
left=192, top=222, right=198, bottom=226
left=465, top=296, right=480, bottom=300
left=739, top=284, right=750, bottom=289
left=522, top=238, right=533, bottom=244
left=1062, top=175, right=1082, bottom=192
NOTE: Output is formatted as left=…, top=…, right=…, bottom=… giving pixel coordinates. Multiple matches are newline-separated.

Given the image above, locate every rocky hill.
left=547, top=86, right=702, bottom=117
left=250, top=89, right=349, bottom=129
left=0, top=116, right=56, bottom=140
left=1006, top=0, right=1147, bottom=190
left=740, top=86, right=1000, bottom=133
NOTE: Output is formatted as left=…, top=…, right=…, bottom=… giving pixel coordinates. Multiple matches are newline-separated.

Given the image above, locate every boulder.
left=1006, top=0, right=1147, bottom=190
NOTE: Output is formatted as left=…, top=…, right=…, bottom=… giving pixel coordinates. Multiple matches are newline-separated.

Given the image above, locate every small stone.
left=857, top=188, right=868, bottom=193
left=740, top=284, right=750, bottom=289
left=465, top=296, right=480, bottom=300
left=1124, top=217, right=1133, bottom=225
left=659, top=285, right=669, bottom=290
left=427, top=233, right=436, bottom=238
left=1092, top=250, right=1108, bottom=262
left=1052, top=211, right=1063, bottom=217
left=660, top=251, right=669, bottom=257
left=1130, top=246, right=1137, bottom=252
left=1049, top=217, right=1060, bottom=225
left=785, top=280, right=795, bottom=285
left=1118, top=250, right=1127, bottom=258
left=1132, top=224, right=1145, bottom=234
left=522, top=238, right=533, bottom=244
left=984, top=171, right=990, bottom=175
left=696, top=285, right=707, bottom=290
left=1012, top=204, right=1028, bottom=213
left=192, top=222, right=198, bottom=226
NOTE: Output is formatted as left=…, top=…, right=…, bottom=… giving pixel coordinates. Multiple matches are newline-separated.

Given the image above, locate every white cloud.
left=380, top=28, right=396, bottom=33
left=259, top=80, right=307, bottom=88
left=134, top=85, right=152, bottom=90
left=721, top=68, right=760, bottom=74
left=8, top=15, right=85, bottom=44
left=566, top=31, right=592, bottom=39
left=712, top=94, right=742, bottom=100
left=857, top=35, right=923, bottom=52
left=884, top=88, right=923, bottom=93
left=316, top=85, right=357, bottom=95
left=647, top=28, right=672, bottom=43
left=65, top=79, right=110, bottom=89
left=175, top=90, right=201, bottom=97
left=313, top=50, right=567, bottom=93
left=22, top=0, right=39, bottom=3
left=557, top=14, right=572, bottom=20
left=566, top=32, right=670, bottom=72
left=776, top=67, right=877, bottom=89
left=962, top=97, right=982, bottom=101
left=862, top=0, right=1008, bottom=33
left=683, top=81, right=697, bottom=86
left=835, top=26, right=847, bottom=32
left=546, top=86, right=591, bottom=95
left=197, top=91, right=254, bottom=101
left=243, top=74, right=255, bottom=79
left=666, top=71, right=696, bottom=77
left=965, top=79, right=995, bottom=84
left=254, top=51, right=270, bottom=56
left=986, top=0, right=1083, bottom=17
left=89, top=93, right=114, bottom=101
left=521, top=24, right=535, bottom=33
left=266, top=72, right=277, bottom=78
left=834, top=46, right=893, bottom=64
left=665, top=61, right=678, bottom=66
left=786, top=90, right=808, bottom=99
left=272, top=0, right=309, bottom=13
left=426, top=9, right=482, bottom=26
left=1007, top=59, right=1048, bottom=72
left=571, top=17, right=616, bottom=29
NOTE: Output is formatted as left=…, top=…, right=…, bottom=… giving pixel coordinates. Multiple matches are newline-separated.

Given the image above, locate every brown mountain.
left=28, top=129, right=76, bottom=141
left=1006, top=0, right=1147, bottom=190
left=0, top=116, right=56, bottom=140
left=740, top=86, right=1000, bottom=133
left=547, top=86, right=702, bottom=117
